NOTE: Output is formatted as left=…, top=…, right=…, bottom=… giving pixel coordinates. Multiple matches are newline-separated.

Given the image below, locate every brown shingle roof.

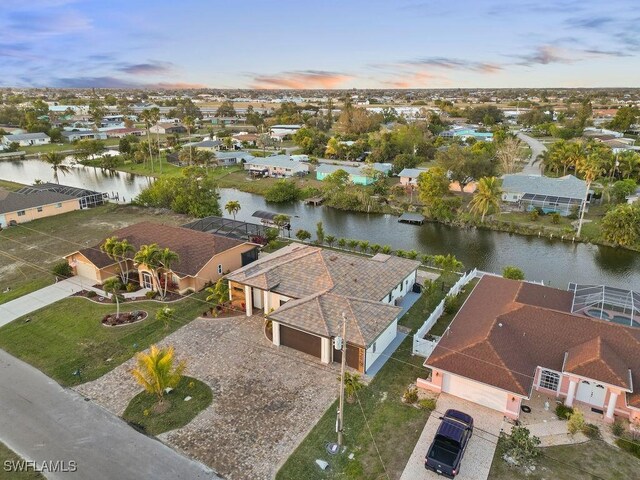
left=427, top=276, right=640, bottom=405
left=75, top=222, right=247, bottom=276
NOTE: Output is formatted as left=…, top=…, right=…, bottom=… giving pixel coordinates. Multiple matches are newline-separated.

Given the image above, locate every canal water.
left=1, top=159, right=638, bottom=289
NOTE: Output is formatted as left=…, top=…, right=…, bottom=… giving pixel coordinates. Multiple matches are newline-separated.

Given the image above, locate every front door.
left=141, top=271, right=153, bottom=289
left=576, top=380, right=607, bottom=407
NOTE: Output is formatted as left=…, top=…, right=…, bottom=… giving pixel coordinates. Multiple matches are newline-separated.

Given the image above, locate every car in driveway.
left=424, top=409, right=473, bottom=478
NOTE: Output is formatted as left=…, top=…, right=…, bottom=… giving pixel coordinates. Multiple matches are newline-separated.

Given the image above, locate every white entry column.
left=320, top=337, right=331, bottom=364
left=263, top=290, right=270, bottom=314
left=565, top=378, right=578, bottom=407
left=606, top=390, right=619, bottom=421
left=272, top=321, right=280, bottom=346
left=244, top=285, right=253, bottom=316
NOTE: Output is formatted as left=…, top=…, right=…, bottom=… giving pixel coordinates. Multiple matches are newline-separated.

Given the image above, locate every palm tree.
left=337, top=238, right=347, bottom=249
left=325, top=235, right=336, bottom=247
left=156, top=307, right=175, bottom=331
left=347, top=239, right=359, bottom=251
left=205, top=279, right=229, bottom=316
left=342, top=372, right=365, bottom=404
left=158, top=247, right=179, bottom=300
left=149, top=107, right=161, bottom=173
left=183, top=116, right=195, bottom=165
left=369, top=244, right=381, bottom=255
left=359, top=240, right=370, bottom=253
left=381, top=245, right=392, bottom=254
left=617, top=151, right=640, bottom=180
left=225, top=200, right=241, bottom=220
left=100, top=237, right=135, bottom=284
left=134, top=243, right=161, bottom=292
left=575, top=152, right=606, bottom=237
left=469, top=177, right=502, bottom=222
left=131, top=345, right=186, bottom=405
left=139, top=109, right=154, bottom=171
left=103, top=277, right=122, bottom=319
left=42, top=151, right=69, bottom=184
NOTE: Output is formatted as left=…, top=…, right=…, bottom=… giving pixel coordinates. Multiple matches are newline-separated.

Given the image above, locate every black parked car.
left=425, top=409, right=474, bottom=478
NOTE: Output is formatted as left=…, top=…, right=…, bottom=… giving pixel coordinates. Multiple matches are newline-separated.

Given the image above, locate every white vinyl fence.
left=412, top=269, right=544, bottom=357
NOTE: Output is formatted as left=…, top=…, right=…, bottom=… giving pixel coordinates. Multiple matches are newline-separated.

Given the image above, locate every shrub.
left=502, top=265, right=525, bottom=280
left=86, top=290, right=97, bottom=298
left=568, top=205, right=580, bottom=220
left=419, top=398, right=437, bottom=411
left=567, top=409, right=585, bottom=435
left=444, top=294, right=460, bottom=314
left=264, top=180, right=300, bottom=202
left=145, top=290, right=158, bottom=299
left=582, top=423, right=600, bottom=439
left=615, top=437, right=640, bottom=458
left=501, top=426, right=540, bottom=467
left=126, top=282, right=137, bottom=292
left=611, top=420, right=625, bottom=437
left=528, top=209, right=539, bottom=221
left=52, top=261, right=72, bottom=278
left=555, top=403, right=573, bottom=420
left=550, top=212, right=561, bottom=224
left=403, top=387, right=419, bottom=404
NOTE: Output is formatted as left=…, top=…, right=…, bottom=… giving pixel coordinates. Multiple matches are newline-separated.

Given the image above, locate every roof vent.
left=329, top=256, right=337, bottom=261
left=498, top=322, right=503, bottom=327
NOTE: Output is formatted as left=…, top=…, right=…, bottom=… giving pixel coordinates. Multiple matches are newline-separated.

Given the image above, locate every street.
left=0, top=349, right=218, bottom=480
left=517, top=132, right=547, bottom=175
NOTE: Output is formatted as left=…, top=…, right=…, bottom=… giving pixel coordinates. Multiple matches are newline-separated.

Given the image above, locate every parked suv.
left=425, top=409, right=473, bottom=478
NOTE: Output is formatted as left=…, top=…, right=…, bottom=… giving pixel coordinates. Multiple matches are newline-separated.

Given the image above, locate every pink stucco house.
left=418, top=276, right=640, bottom=424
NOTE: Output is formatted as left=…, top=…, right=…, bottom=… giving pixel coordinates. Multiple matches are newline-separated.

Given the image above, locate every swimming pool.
left=587, top=309, right=611, bottom=320
left=611, top=315, right=640, bottom=327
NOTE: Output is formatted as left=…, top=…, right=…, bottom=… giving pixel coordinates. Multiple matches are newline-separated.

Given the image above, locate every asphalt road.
left=0, top=350, right=219, bottom=480
left=517, top=132, right=547, bottom=175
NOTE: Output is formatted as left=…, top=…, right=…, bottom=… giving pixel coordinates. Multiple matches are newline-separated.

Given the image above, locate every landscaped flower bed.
left=102, top=311, right=148, bottom=327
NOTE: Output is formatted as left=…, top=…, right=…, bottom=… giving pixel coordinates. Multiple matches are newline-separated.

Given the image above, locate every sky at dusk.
left=1, top=0, right=639, bottom=89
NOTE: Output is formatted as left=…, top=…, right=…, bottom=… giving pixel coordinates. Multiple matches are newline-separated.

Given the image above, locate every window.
left=55, top=203, right=62, bottom=208
left=539, top=370, right=560, bottom=392
left=372, top=342, right=377, bottom=353
left=17, top=210, right=25, bottom=216
left=217, top=264, right=223, bottom=274
left=387, top=293, right=392, bottom=303
left=37, top=207, right=43, bottom=212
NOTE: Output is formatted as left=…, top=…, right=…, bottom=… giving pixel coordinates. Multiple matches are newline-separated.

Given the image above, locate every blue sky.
left=1, top=0, right=639, bottom=89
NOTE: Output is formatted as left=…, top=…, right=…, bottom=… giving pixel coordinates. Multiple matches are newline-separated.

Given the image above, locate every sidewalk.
left=0, top=276, right=90, bottom=327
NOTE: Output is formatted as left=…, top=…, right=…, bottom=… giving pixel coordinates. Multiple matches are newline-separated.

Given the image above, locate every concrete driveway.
left=0, top=276, right=91, bottom=327
left=0, top=349, right=217, bottom=480
left=400, top=394, right=507, bottom=480
left=77, top=315, right=339, bottom=480
left=517, top=132, right=547, bottom=176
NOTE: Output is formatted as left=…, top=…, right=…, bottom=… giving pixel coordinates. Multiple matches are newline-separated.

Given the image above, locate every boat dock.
left=398, top=212, right=425, bottom=225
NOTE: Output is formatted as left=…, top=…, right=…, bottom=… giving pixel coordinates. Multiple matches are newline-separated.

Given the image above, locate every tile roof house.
left=65, top=222, right=259, bottom=294
left=418, top=275, right=640, bottom=424
left=226, top=244, right=420, bottom=373
left=0, top=183, right=105, bottom=228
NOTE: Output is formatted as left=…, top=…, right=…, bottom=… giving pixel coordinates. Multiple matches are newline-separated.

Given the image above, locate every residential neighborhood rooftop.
left=502, top=174, right=588, bottom=200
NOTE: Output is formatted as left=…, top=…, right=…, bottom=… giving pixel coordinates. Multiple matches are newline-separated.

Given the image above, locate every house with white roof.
left=244, top=155, right=309, bottom=177
left=502, top=174, right=591, bottom=216
left=2, top=132, right=50, bottom=147
left=398, top=167, right=429, bottom=186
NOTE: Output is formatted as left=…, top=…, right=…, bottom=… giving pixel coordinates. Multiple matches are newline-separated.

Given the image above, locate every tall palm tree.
left=225, top=200, right=241, bottom=220
left=158, top=247, right=179, bottom=299
left=149, top=107, right=161, bottom=174
left=134, top=243, right=161, bottom=292
left=183, top=116, right=195, bottom=165
left=100, top=237, right=135, bottom=284
left=617, top=151, right=640, bottom=180
left=575, top=152, right=606, bottom=237
left=469, top=176, right=502, bottom=222
left=561, top=142, right=584, bottom=176
left=103, top=277, right=122, bottom=319
left=139, top=109, right=154, bottom=171
left=131, top=345, right=186, bottom=405
left=42, top=151, right=69, bottom=184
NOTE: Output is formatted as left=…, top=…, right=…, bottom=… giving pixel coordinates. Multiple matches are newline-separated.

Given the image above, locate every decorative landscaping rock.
left=101, top=310, right=148, bottom=326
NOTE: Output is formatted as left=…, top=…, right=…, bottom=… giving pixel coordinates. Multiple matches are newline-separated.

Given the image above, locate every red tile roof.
left=427, top=276, right=640, bottom=406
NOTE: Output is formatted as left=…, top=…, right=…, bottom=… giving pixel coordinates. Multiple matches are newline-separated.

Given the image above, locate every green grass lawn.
left=122, top=376, right=212, bottom=435
left=0, top=294, right=209, bottom=386
left=489, top=439, right=640, bottom=480
left=0, top=278, right=52, bottom=305
left=0, top=179, right=25, bottom=191
left=0, top=443, right=44, bottom=480
left=277, top=278, right=449, bottom=480
left=216, top=169, right=325, bottom=196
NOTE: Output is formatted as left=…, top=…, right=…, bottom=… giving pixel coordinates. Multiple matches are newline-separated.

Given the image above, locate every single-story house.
left=244, top=155, right=309, bottom=177
left=399, top=168, right=429, bottom=186
left=440, top=127, right=493, bottom=141
left=0, top=183, right=105, bottom=228
left=149, top=123, right=187, bottom=134
left=210, top=116, right=246, bottom=126
left=65, top=222, right=259, bottom=294
left=104, top=128, right=145, bottom=138
left=188, top=139, right=222, bottom=152
left=215, top=151, right=254, bottom=166
left=418, top=276, right=640, bottom=424
left=233, top=133, right=259, bottom=146
left=317, top=163, right=392, bottom=185
left=269, top=124, right=302, bottom=137
left=62, top=130, right=108, bottom=142
left=100, top=115, right=126, bottom=128
left=226, top=244, right=420, bottom=374
left=501, top=174, right=590, bottom=216
left=1, top=132, right=50, bottom=147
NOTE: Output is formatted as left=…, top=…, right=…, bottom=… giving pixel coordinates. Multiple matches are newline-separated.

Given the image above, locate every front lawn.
left=489, top=439, right=640, bottom=480
left=0, top=443, right=44, bottom=480
left=277, top=280, right=449, bottom=480
left=122, top=376, right=212, bottom=435
left=0, top=294, right=207, bottom=386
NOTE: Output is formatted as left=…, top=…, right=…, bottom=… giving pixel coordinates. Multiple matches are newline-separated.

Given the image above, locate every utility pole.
left=337, top=312, right=347, bottom=447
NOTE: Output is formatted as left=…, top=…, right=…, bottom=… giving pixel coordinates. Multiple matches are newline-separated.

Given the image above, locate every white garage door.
left=442, top=373, right=507, bottom=412
left=74, top=261, right=99, bottom=284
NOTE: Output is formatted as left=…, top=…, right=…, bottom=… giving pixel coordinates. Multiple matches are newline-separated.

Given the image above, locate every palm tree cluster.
left=133, top=243, right=179, bottom=300
left=469, top=177, right=502, bottom=222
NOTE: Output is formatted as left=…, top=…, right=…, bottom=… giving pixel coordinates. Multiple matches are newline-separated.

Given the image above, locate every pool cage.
left=520, top=193, right=583, bottom=216
left=569, top=283, right=640, bottom=328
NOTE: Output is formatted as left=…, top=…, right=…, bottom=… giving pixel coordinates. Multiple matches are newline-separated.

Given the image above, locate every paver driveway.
left=400, top=393, right=508, bottom=480
left=77, top=314, right=339, bottom=480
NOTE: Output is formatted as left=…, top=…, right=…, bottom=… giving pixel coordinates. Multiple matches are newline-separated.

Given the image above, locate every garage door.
left=280, top=325, right=322, bottom=358
left=74, top=261, right=99, bottom=283
left=442, top=373, right=506, bottom=412
left=333, top=344, right=364, bottom=372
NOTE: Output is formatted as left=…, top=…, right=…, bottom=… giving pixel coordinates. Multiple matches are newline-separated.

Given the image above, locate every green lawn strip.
left=429, top=278, right=479, bottom=337
left=277, top=283, right=450, bottom=480
left=489, top=439, right=640, bottom=480
left=0, top=443, right=44, bottom=480
left=122, top=376, right=212, bottom=435
left=0, top=278, right=52, bottom=305
left=0, top=293, right=207, bottom=386
left=0, top=179, right=25, bottom=191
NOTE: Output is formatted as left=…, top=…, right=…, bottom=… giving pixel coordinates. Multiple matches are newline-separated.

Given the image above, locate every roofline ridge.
left=346, top=295, right=367, bottom=346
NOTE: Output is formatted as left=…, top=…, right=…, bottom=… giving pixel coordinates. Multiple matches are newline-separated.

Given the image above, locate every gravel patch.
left=76, top=315, right=338, bottom=480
